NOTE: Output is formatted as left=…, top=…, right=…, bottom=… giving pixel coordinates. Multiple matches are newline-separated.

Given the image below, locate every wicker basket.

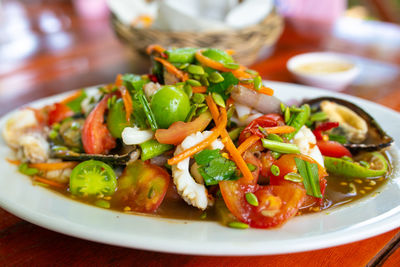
left=110, top=12, right=284, bottom=65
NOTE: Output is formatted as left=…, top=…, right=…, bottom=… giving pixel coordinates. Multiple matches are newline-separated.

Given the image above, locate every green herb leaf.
left=194, top=149, right=221, bottom=166
left=328, top=134, right=347, bottom=144
left=208, top=72, right=238, bottom=100
left=196, top=154, right=238, bottom=186
left=66, top=91, right=87, bottom=113
left=294, top=158, right=322, bottom=198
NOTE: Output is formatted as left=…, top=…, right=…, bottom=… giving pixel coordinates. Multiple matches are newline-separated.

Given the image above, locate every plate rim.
left=0, top=81, right=399, bottom=256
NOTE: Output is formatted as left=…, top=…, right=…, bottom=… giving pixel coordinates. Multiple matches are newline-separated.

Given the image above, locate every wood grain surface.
left=0, top=1, right=399, bottom=266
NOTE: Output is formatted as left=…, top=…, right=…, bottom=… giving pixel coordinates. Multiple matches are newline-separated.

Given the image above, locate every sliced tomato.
left=260, top=151, right=275, bottom=178
left=48, top=103, right=74, bottom=125
left=270, top=154, right=327, bottom=206
left=238, top=114, right=284, bottom=144
left=115, top=160, right=170, bottom=212
left=219, top=151, right=305, bottom=228
left=82, top=95, right=116, bottom=154
left=316, top=140, right=351, bottom=158
left=155, top=111, right=212, bottom=145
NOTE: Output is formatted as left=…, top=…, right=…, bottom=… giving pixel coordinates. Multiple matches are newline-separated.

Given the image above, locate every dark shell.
left=51, top=145, right=138, bottom=165
left=302, top=97, right=393, bottom=154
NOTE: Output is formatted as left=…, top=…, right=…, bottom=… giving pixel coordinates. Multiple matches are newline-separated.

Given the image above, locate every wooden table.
left=1, top=1, right=400, bottom=266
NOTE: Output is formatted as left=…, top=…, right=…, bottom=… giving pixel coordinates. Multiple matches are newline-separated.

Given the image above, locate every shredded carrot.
left=33, top=175, right=66, bottom=188
left=167, top=107, right=227, bottom=166
left=154, top=57, right=189, bottom=82
left=6, top=158, right=20, bottom=165
left=265, top=126, right=295, bottom=134
left=115, top=74, right=123, bottom=87
left=237, top=135, right=261, bottom=155
left=195, top=50, right=252, bottom=79
left=239, top=82, right=274, bottom=96
left=206, top=96, right=255, bottom=182
left=29, top=161, right=78, bottom=171
left=225, top=49, right=235, bottom=55
left=192, top=86, right=207, bottom=93
left=146, top=44, right=166, bottom=55
left=118, top=85, right=133, bottom=122
left=60, top=90, right=84, bottom=105
left=205, top=95, right=220, bottom=119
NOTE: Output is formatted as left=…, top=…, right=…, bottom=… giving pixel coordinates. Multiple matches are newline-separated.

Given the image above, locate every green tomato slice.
left=324, top=152, right=388, bottom=178
left=70, top=160, right=117, bottom=196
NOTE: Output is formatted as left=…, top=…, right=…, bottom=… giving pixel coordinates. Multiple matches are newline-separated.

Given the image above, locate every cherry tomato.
left=155, top=111, right=212, bottom=145
left=270, top=154, right=327, bottom=207
left=115, top=160, right=170, bottom=212
left=260, top=151, right=275, bottom=178
left=239, top=114, right=284, bottom=144
left=48, top=103, right=74, bottom=125
left=316, top=140, right=351, bottom=158
left=82, top=95, right=116, bottom=154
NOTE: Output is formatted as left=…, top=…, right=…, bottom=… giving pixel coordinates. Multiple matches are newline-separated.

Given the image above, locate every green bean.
left=253, top=76, right=262, bottom=90
left=261, top=139, right=300, bottom=154
left=186, top=79, right=202, bottom=87
left=165, top=48, right=197, bottom=63
left=188, top=64, right=205, bottom=75
left=212, top=92, right=225, bottom=108
left=267, top=133, right=283, bottom=142
left=192, top=93, right=205, bottom=104
left=140, top=140, right=173, bottom=161
left=209, top=72, right=225, bottom=83
left=228, top=127, right=244, bottom=141
left=245, top=192, right=259, bottom=206
left=223, top=62, right=240, bottom=70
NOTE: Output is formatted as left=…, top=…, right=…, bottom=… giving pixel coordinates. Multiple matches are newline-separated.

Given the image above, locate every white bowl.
left=287, top=52, right=360, bottom=91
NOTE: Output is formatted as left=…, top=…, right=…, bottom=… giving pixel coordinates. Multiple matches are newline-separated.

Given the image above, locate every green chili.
left=261, top=139, right=300, bottom=154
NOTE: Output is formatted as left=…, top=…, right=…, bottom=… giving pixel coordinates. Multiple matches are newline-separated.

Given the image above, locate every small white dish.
left=287, top=52, right=360, bottom=91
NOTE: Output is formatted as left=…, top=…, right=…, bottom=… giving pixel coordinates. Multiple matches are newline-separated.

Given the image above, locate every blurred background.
left=0, top=0, right=399, bottom=114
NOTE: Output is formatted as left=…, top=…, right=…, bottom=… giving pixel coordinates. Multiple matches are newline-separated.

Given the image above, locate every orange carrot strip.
left=167, top=108, right=227, bottom=166
left=6, top=159, right=20, bottom=165
left=237, top=135, right=261, bottom=155
left=192, top=86, right=207, bottom=93
left=33, top=175, right=66, bottom=188
left=205, top=95, right=220, bottom=119
left=146, top=44, right=166, bottom=55
left=115, top=74, right=123, bottom=87
left=239, top=82, right=274, bottom=96
left=206, top=97, right=255, bottom=182
left=265, top=126, right=296, bottom=134
left=225, top=49, right=235, bottom=55
left=118, top=85, right=133, bottom=123
left=154, top=57, right=189, bottom=81
left=60, top=90, right=84, bottom=105
left=29, top=161, right=78, bottom=171
left=195, top=49, right=232, bottom=72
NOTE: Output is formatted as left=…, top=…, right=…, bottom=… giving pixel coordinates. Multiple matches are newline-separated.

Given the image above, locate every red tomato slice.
left=115, top=160, right=170, bottom=212
left=270, top=154, right=327, bottom=206
left=155, top=111, right=212, bottom=145
left=219, top=151, right=305, bottom=228
left=316, top=140, right=351, bottom=158
left=82, top=95, right=116, bottom=154
left=239, top=114, right=284, bottom=144
left=48, top=103, right=74, bottom=125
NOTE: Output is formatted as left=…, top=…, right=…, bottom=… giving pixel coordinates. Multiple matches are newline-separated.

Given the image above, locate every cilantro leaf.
left=195, top=151, right=238, bottom=186
left=194, top=149, right=221, bottom=166
left=207, top=72, right=238, bottom=100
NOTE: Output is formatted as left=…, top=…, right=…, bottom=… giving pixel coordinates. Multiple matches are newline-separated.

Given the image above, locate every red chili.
left=313, top=121, right=339, bottom=140
left=148, top=74, right=158, bottom=83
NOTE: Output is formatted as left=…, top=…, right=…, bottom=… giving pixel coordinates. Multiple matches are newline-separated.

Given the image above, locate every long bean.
left=284, top=104, right=310, bottom=140
left=165, top=48, right=197, bottom=63
left=261, top=139, right=300, bottom=154
left=140, top=140, right=173, bottom=161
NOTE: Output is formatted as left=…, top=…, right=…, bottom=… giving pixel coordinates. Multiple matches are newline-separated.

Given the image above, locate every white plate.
left=0, top=81, right=399, bottom=256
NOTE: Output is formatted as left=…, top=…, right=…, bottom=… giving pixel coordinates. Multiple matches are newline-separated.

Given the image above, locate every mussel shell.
left=51, top=145, right=138, bottom=165
left=302, top=97, right=393, bottom=154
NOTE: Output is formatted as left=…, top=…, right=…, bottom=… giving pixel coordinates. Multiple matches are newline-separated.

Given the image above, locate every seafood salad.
left=2, top=45, right=394, bottom=229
